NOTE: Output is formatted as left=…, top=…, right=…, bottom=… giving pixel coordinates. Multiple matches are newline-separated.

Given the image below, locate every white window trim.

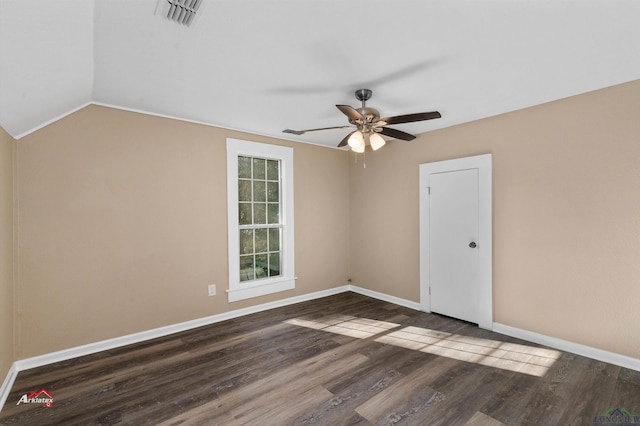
left=226, top=138, right=295, bottom=302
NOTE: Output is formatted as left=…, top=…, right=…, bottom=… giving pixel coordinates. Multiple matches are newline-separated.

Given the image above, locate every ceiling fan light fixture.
left=352, top=142, right=365, bottom=153
left=369, top=133, right=386, bottom=151
left=347, top=131, right=364, bottom=149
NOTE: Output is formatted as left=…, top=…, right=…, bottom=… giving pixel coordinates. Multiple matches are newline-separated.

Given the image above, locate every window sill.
left=227, top=277, right=296, bottom=302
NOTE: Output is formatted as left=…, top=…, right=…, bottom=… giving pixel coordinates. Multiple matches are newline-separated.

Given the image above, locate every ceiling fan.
left=283, top=88, right=441, bottom=152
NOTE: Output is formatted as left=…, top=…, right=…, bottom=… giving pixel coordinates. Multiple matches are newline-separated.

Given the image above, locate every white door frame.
left=419, top=154, right=493, bottom=330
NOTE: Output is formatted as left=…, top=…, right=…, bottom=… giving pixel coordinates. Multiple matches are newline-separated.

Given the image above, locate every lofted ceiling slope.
left=1, top=0, right=639, bottom=147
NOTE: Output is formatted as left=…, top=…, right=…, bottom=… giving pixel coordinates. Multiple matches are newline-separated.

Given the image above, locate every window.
left=238, top=156, right=281, bottom=281
left=226, top=139, right=294, bottom=302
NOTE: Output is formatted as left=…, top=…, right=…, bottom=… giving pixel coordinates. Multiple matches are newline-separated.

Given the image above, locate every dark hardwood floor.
left=1, top=292, right=639, bottom=425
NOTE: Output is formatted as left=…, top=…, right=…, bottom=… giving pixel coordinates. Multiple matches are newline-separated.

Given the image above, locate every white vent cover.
left=156, top=0, right=203, bottom=27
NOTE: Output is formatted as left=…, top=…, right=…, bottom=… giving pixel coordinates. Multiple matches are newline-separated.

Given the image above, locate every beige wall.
left=350, top=80, right=640, bottom=359
left=15, top=105, right=350, bottom=358
left=0, top=126, right=15, bottom=376
left=9, top=80, right=640, bottom=363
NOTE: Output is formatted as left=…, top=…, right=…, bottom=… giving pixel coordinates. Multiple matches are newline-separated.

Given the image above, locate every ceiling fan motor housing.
left=350, top=107, right=380, bottom=126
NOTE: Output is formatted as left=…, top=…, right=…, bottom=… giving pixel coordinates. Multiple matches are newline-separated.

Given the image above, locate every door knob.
left=469, top=242, right=477, bottom=248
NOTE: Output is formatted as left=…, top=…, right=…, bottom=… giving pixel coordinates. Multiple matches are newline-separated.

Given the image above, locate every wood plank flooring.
left=1, top=292, right=639, bottom=425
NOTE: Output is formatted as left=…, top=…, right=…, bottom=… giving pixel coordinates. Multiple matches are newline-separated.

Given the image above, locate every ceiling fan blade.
left=377, top=111, right=441, bottom=126
left=378, top=127, right=416, bottom=141
left=336, top=105, right=364, bottom=122
left=338, top=131, right=356, bottom=147
left=283, top=125, right=350, bottom=135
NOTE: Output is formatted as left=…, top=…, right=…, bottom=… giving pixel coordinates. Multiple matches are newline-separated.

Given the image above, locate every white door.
left=419, top=154, right=492, bottom=329
left=429, top=169, right=479, bottom=323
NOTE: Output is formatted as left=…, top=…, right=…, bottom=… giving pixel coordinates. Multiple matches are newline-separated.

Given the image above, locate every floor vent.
left=156, top=0, right=203, bottom=27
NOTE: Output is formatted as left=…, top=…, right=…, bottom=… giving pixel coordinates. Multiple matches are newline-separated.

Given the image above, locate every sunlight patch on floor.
left=285, top=315, right=561, bottom=377
left=375, top=326, right=561, bottom=377
left=284, top=314, right=401, bottom=339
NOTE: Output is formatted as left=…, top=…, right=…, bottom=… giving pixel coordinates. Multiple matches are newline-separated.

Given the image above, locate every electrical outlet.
left=208, top=284, right=216, bottom=296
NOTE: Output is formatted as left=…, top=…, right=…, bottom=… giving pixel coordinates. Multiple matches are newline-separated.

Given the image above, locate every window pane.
left=269, top=253, right=280, bottom=277
left=240, top=255, right=254, bottom=281
left=253, top=181, right=266, bottom=202
left=254, top=203, right=266, bottom=224
left=269, top=228, right=280, bottom=252
left=255, top=254, right=268, bottom=278
left=255, top=228, right=268, bottom=253
left=267, top=203, right=279, bottom=224
left=267, top=181, right=279, bottom=203
left=239, top=203, right=252, bottom=225
left=253, top=158, right=266, bottom=179
left=238, top=180, right=252, bottom=202
left=238, top=156, right=252, bottom=179
left=267, top=160, right=279, bottom=180
left=232, top=145, right=289, bottom=289
left=239, top=229, right=253, bottom=255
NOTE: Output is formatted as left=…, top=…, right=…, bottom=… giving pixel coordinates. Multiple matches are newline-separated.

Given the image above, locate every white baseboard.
left=14, top=285, right=350, bottom=373
left=348, top=285, right=421, bottom=311
left=0, top=285, right=345, bottom=412
left=9, top=284, right=415, bottom=374
left=492, top=323, right=640, bottom=372
left=0, top=284, right=412, bottom=411
left=0, top=363, right=18, bottom=413
left=4, top=288, right=638, bottom=413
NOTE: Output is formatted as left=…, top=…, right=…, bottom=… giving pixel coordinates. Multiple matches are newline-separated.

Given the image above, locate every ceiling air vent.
left=156, top=0, right=203, bottom=27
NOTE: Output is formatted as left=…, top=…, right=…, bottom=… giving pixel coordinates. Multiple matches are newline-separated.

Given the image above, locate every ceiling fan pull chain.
left=352, top=150, right=366, bottom=168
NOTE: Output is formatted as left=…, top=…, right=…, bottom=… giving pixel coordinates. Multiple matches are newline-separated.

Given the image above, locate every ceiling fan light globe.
left=347, top=131, right=364, bottom=149
left=370, top=133, right=386, bottom=151
left=352, top=143, right=365, bottom=153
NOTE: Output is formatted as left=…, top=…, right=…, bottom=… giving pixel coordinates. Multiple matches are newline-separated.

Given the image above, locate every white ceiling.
left=1, top=0, right=639, bottom=147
